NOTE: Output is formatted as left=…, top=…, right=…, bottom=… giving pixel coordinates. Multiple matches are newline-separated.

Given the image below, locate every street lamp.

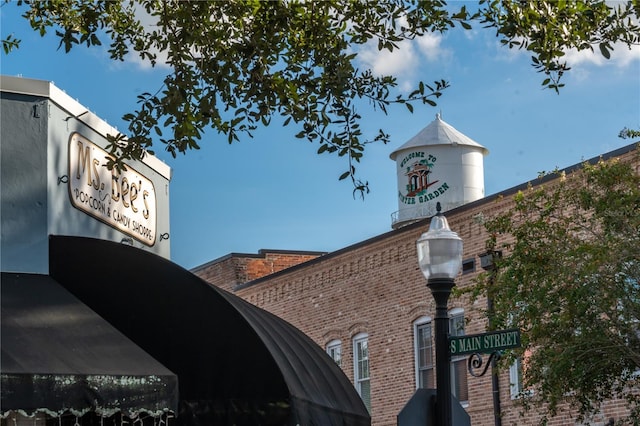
left=416, top=202, right=463, bottom=426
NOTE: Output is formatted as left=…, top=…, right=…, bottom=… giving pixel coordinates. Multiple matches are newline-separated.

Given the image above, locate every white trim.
left=448, top=307, right=464, bottom=317
left=509, top=357, right=534, bottom=399
left=509, top=358, right=522, bottom=399
left=352, top=333, right=370, bottom=411
left=448, top=309, right=469, bottom=404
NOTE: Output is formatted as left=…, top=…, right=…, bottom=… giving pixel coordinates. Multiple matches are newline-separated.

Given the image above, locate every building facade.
left=1, top=75, right=173, bottom=272
left=1, top=75, right=176, bottom=425
left=1, top=75, right=371, bottom=426
left=194, top=132, right=638, bottom=424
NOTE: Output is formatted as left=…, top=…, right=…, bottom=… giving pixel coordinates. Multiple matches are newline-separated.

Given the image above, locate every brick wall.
left=193, top=249, right=325, bottom=293
left=195, top=144, right=638, bottom=425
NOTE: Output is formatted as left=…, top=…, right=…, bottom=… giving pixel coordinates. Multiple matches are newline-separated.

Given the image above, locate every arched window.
left=326, top=339, right=342, bottom=367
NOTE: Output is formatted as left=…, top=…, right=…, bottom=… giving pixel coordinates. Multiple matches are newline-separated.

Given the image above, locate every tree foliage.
left=473, top=146, right=640, bottom=423
left=3, top=1, right=639, bottom=196
left=620, top=127, right=640, bottom=140
left=476, top=0, right=640, bottom=91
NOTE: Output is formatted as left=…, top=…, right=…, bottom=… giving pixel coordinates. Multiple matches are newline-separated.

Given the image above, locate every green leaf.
left=467, top=147, right=640, bottom=420
left=15, top=0, right=639, bottom=199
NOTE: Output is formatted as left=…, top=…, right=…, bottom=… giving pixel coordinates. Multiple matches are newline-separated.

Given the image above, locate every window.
left=414, top=317, right=434, bottom=389
left=510, top=349, right=535, bottom=398
left=461, top=258, right=476, bottom=274
left=509, top=357, right=524, bottom=399
left=449, top=309, right=469, bottom=403
left=353, top=333, right=371, bottom=412
left=326, top=340, right=342, bottom=367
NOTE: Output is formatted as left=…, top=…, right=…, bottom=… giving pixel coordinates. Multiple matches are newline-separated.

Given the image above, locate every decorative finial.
left=436, top=202, right=442, bottom=214
left=436, top=112, right=441, bottom=120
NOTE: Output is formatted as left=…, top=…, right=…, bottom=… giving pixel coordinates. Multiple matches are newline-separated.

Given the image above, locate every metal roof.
left=390, top=113, right=488, bottom=160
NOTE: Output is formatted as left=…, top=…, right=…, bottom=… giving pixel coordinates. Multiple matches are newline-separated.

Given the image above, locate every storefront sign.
left=68, top=133, right=157, bottom=245
left=449, top=329, right=521, bottom=356
left=397, top=150, right=450, bottom=205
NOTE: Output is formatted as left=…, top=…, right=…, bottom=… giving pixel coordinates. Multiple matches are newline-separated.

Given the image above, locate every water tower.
left=390, top=113, right=488, bottom=229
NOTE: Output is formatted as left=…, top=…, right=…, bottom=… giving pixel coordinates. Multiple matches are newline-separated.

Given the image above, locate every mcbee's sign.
left=68, top=133, right=157, bottom=246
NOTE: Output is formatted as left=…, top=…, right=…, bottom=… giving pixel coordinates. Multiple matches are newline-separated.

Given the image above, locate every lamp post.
left=416, top=202, right=463, bottom=426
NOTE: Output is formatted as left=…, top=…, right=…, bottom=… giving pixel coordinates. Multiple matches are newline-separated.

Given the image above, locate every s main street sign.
left=450, top=329, right=521, bottom=356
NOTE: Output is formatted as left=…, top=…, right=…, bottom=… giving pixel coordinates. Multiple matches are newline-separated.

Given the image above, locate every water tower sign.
left=390, top=114, right=488, bottom=229
left=398, top=151, right=450, bottom=206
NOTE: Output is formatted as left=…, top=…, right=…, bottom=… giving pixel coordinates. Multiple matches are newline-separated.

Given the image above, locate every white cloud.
left=490, top=35, right=640, bottom=83
left=122, top=50, right=165, bottom=71
left=416, top=32, right=449, bottom=62
left=114, top=3, right=170, bottom=70
left=492, top=39, right=528, bottom=63
left=357, top=39, right=419, bottom=77
left=355, top=32, right=449, bottom=92
left=564, top=42, right=640, bottom=68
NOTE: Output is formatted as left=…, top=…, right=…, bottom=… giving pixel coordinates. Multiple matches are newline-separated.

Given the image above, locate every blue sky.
left=2, top=3, right=639, bottom=269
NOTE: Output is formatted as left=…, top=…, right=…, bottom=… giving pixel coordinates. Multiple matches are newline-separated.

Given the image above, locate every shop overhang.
left=48, top=235, right=370, bottom=426
left=1, top=272, right=178, bottom=419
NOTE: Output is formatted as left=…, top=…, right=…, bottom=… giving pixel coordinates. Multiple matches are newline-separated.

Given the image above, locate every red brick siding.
left=196, top=147, right=638, bottom=425
left=193, top=251, right=323, bottom=292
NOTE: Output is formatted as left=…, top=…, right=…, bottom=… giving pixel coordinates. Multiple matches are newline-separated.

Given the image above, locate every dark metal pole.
left=481, top=250, right=503, bottom=426
left=427, top=277, right=454, bottom=426
left=487, top=295, right=502, bottom=426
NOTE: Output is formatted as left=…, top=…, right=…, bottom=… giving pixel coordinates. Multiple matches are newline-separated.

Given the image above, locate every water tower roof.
left=390, top=113, right=488, bottom=160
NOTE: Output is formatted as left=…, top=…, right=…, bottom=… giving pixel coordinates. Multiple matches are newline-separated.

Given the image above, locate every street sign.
left=449, top=329, right=520, bottom=356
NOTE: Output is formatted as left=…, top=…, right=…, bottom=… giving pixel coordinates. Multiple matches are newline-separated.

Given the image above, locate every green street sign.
left=449, top=329, right=521, bottom=356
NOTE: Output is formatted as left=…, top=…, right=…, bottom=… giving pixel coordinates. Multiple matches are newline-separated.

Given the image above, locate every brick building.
left=194, top=117, right=638, bottom=425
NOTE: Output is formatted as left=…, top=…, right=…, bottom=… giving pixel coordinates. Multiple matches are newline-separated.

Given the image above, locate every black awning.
left=1, top=272, right=178, bottom=418
left=48, top=235, right=370, bottom=426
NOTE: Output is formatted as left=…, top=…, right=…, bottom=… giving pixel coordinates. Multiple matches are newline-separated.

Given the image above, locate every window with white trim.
left=449, top=308, right=469, bottom=404
left=414, top=317, right=434, bottom=389
left=509, top=357, right=524, bottom=399
left=326, top=340, right=342, bottom=367
left=353, top=333, right=371, bottom=412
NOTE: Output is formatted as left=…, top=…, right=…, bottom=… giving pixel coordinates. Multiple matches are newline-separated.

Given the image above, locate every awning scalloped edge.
left=1, top=408, right=175, bottom=421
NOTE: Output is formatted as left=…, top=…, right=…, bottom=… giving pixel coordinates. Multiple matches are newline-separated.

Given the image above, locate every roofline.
left=235, top=141, right=639, bottom=291
left=389, top=114, right=489, bottom=159
left=190, top=249, right=329, bottom=273
left=0, top=75, right=172, bottom=180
